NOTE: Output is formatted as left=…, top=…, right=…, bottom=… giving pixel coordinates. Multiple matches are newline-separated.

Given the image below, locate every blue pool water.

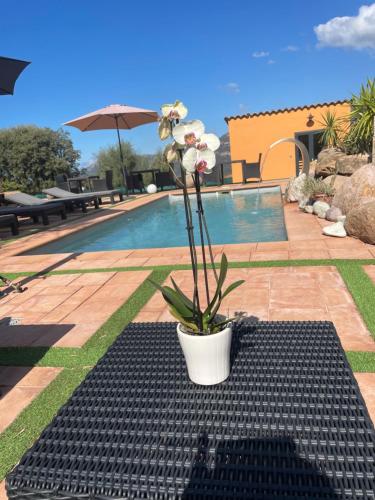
left=27, top=187, right=287, bottom=254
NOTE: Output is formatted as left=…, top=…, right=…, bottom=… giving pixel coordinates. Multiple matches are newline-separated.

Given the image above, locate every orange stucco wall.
left=227, top=102, right=350, bottom=182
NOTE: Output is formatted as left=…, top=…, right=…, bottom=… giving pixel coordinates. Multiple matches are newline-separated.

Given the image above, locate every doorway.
left=295, top=130, right=324, bottom=175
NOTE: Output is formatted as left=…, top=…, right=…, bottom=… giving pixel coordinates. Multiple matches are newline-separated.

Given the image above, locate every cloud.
left=252, top=51, right=269, bottom=58
left=314, top=3, right=375, bottom=49
left=267, top=59, right=276, bottom=64
left=223, top=82, right=240, bottom=94
left=282, top=45, right=299, bottom=52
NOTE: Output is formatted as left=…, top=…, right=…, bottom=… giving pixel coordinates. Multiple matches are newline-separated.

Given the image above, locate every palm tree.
left=346, top=78, right=375, bottom=156
left=318, top=111, right=345, bottom=149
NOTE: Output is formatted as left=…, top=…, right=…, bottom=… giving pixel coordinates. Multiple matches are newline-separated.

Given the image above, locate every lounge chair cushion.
left=44, top=187, right=121, bottom=199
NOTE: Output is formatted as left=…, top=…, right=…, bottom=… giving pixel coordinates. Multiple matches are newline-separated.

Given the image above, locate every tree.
left=94, top=140, right=137, bottom=187
left=318, top=111, right=346, bottom=149
left=0, top=125, right=80, bottom=193
left=345, top=78, right=375, bottom=156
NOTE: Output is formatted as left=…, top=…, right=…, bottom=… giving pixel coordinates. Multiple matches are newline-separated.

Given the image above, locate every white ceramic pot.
left=176, top=323, right=232, bottom=385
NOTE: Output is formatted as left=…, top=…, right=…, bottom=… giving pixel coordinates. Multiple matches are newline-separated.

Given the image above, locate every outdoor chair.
left=242, top=154, right=262, bottom=182
left=90, top=179, right=124, bottom=203
left=125, top=173, right=144, bottom=193
left=155, top=171, right=176, bottom=190
left=0, top=214, right=19, bottom=235
left=105, top=170, right=114, bottom=190
left=45, top=185, right=122, bottom=205
left=0, top=203, right=66, bottom=225
left=4, top=190, right=98, bottom=213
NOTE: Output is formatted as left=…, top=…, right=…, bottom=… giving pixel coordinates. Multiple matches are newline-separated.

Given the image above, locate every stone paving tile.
left=354, top=373, right=375, bottom=424
left=0, top=366, right=62, bottom=433
left=135, top=267, right=374, bottom=352
left=0, top=271, right=150, bottom=347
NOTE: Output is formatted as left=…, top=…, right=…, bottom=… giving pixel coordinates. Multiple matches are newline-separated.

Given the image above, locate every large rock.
left=336, top=154, right=369, bottom=176
left=322, top=221, right=347, bottom=238
left=345, top=201, right=375, bottom=244
left=285, top=173, right=306, bottom=203
left=325, top=206, right=343, bottom=222
left=322, top=174, right=349, bottom=192
left=313, top=200, right=330, bottom=218
left=332, top=163, right=375, bottom=214
left=315, top=148, right=345, bottom=178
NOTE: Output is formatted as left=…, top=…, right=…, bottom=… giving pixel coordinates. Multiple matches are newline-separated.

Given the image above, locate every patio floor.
left=135, top=266, right=375, bottom=352
left=0, top=184, right=374, bottom=495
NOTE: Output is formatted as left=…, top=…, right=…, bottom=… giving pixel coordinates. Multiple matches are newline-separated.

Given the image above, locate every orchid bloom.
left=182, top=147, right=216, bottom=174
left=172, top=120, right=205, bottom=146
left=161, top=101, right=188, bottom=121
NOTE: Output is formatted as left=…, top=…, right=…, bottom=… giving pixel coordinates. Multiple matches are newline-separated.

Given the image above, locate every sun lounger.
left=44, top=185, right=123, bottom=205
left=0, top=203, right=66, bottom=225
left=4, top=191, right=99, bottom=212
left=0, top=214, right=19, bottom=235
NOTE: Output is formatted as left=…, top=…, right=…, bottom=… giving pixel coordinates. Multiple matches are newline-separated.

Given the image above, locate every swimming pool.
left=26, top=187, right=287, bottom=254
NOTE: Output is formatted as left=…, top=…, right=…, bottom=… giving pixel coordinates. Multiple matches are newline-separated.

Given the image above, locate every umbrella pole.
left=115, top=117, right=128, bottom=196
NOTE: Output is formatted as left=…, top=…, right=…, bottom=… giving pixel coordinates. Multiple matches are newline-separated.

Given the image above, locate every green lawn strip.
left=2, top=258, right=373, bottom=279
left=0, top=347, right=82, bottom=367
left=346, top=351, right=375, bottom=372
left=336, top=261, right=375, bottom=340
left=0, top=367, right=90, bottom=481
left=0, top=269, right=169, bottom=368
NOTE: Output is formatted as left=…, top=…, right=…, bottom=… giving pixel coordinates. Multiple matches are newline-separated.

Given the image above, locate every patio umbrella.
left=64, top=104, right=159, bottom=194
left=0, top=56, right=30, bottom=95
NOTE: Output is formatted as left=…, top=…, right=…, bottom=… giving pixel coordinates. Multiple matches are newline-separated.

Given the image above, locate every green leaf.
left=169, top=306, right=199, bottom=332
left=148, top=279, right=193, bottom=318
left=170, top=277, right=195, bottom=311
left=204, top=254, right=228, bottom=316
left=221, top=280, right=245, bottom=300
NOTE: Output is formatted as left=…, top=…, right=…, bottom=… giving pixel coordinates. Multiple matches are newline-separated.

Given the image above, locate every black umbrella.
left=0, top=55, right=30, bottom=95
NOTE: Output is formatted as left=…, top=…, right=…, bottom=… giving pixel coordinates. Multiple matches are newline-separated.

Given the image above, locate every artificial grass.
left=0, top=367, right=90, bottom=481
left=337, top=261, right=375, bottom=341
left=346, top=351, right=375, bottom=372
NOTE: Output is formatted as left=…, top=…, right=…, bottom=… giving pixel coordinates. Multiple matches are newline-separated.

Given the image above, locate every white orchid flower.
left=161, top=100, right=188, bottom=121
left=196, top=133, right=220, bottom=152
left=158, top=118, right=171, bottom=140
left=172, top=120, right=205, bottom=146
left=182, top=147, right=216, bottom=174
left=164, top=142, right=179, bottom=163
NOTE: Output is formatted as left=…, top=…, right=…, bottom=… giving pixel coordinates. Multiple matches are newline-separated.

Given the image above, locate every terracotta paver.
left=364, top=265, right=375, bottom=284
left=354, top=373, right=375, bottom=423
left=0, top=271, right=150, bottom=347
left=135, top=266, right=375, bottom=352
left=0, top=366, right=62, bottom=433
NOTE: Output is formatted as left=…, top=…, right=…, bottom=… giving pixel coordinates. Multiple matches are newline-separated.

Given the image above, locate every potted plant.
left=301, top=176, right=335, bottom=205
left=150, top=101, right=244, bottom=385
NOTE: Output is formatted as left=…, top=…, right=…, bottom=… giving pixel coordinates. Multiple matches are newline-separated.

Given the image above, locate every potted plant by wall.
left=150, top=101, right=244, bottom=386
left=301, top=176, right=335, bottom=205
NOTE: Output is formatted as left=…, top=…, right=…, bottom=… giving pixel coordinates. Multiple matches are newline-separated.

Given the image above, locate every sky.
left=1, top=0, right=375, bottom=166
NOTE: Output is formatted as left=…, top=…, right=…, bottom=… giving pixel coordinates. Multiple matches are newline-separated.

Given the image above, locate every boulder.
left=304, top=205, right=314, bottom=214
left=345, top=201, right=375, bottom=244
left=332, top=163, right=375, bottom=215
left=313, top=200, right=330, bottom=219
left=325, top=206, right=343, bottom=222
left=322, top=221, right=347, bottom=238
left=315, top=148, right=345, bottom=178
left=309, top=160, right=317, bottom=177
left=322, top=175, right=349, bottom=192
left=336, top=154, right=369, bottom=176
left=285, top=173, right=306, bottom=202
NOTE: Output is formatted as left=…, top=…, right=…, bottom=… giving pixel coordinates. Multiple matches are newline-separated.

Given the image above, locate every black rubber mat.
left=6, top=321, right=375, bottom=499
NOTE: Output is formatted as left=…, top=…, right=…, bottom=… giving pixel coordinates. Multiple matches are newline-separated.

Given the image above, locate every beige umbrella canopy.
left=64, top=104, right=159, bottom=193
